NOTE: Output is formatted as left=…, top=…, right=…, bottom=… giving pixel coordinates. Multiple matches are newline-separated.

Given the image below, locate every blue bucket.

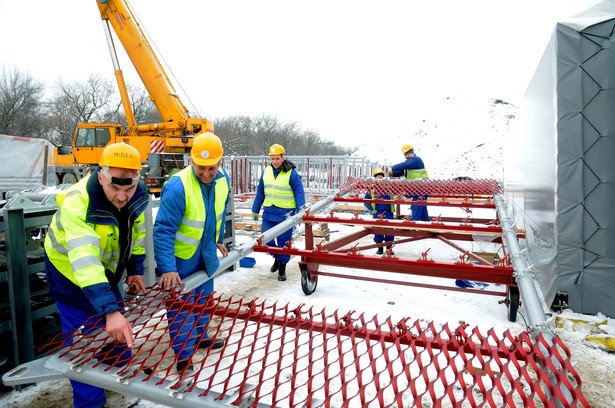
left=239, top=257, right=256, bottom=268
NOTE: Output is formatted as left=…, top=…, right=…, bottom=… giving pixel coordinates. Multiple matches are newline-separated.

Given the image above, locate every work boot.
left=376, top=247, right=384, bottom=255
left=278, top=262, right=287, bottom=281
left=176, top=359, right=193, bottom=373
left=386, top=245, right=394, bottom=256
left=270, top=259, right=280, bottom=273
left=198, top=338, right=225, bottom=350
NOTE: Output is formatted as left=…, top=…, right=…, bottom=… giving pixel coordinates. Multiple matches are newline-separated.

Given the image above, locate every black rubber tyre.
left=507, top=286, right=520, bottom=322
left=62, top=173, right=78, bottom=184
left=300, top=264, right=318, bottom=295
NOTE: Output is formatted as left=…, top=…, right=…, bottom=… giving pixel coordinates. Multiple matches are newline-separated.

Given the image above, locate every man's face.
left=193, top=161, right=220, bottom=184
left=270, top=154, right=284, bottom=169
left=98, top=167, right=139, bottom=209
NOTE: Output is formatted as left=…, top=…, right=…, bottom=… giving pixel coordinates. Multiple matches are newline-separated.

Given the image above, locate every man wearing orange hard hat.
left=44, top=142, right=149, bottom=408
left=388, top=144, right=430, bottom=221
left=251, top=143, right=306, bottom=281
left=153, top=132, right=231, bottom=372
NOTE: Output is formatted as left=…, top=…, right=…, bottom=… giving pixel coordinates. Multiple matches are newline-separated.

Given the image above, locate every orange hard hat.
left=99, top=142, right=142, bottom=170
left=401, top=144, right=414, bottom=154
left=268, top=143, right=285, bottom=155
left=191, top=132, right=224, bottom=166
left=373, top=167, right=385, bottom=177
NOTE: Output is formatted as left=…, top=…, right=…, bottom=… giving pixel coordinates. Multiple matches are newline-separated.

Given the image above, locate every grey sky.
left=0, top=0, right=600, bottom=148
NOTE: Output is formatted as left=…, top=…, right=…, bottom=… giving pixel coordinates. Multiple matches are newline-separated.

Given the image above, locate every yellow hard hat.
left=401, top=144, right=413, bottom=154
left=191, top=132, right=224, bottom=166
left=99, top=142, right=142, bottom=170
left=373, top=167, right=385, bottom=177
left=268, top=143, right=285, bottom=155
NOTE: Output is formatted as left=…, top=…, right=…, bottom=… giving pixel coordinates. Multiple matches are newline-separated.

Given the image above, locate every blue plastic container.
left=239, top=257, right=256, bottom=268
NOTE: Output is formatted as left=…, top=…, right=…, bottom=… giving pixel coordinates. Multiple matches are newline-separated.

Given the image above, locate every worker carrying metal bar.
left=364, top=168, right=395, bottom=255
left=43, top=142, right=149, bottom=408
left=388, top=144, right=430, bottom=221
left=153, top=132, right=231, bottom=372
left=251, top=143, right=306, bottom=281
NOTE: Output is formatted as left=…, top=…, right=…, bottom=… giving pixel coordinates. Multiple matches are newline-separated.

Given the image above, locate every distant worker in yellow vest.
left=252, top=143, right=306, bottom=281
left=153, top=132, right=231, bottom=373
left=44, top=142, right=149, bottom=408
left=388, top=144, right=430, bottom=221
left=364, top=168, right=395, bottom=255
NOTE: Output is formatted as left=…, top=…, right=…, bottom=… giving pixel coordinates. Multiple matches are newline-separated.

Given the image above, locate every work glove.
left=252, top=213, right=259, bottom=221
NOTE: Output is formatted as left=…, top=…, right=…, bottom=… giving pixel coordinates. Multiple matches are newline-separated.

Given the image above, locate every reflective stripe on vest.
left=262, top=166, right=296, bottom=209
left=174, top=166, right=228, bottom=259
left=43, top=175, right=145, bottom=288
left=370, top=190, right=395, bottom=213
left=404, top=167, right=429, bottom=180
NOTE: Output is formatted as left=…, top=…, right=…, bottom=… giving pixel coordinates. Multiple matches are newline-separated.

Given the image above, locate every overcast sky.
left=0, top=0, right=601, bottom=149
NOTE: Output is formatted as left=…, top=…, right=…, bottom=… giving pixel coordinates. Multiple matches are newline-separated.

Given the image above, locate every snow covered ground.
left=3, top=97, right=615, bottom=406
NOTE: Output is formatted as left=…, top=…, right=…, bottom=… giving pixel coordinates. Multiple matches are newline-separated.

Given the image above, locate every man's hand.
left=105, top=311, right=132, bottom=348
left=160, top=271, right=182, bottom=290
left=217, top=243, right=228, bottom=257
left=387, top=169, right=393, bottom=177
left=252, top=213, right=259, bottom=221
left=126, top=275, right=145, bottom=294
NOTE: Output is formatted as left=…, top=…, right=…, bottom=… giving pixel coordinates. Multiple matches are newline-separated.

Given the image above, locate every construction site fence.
left=222, top=155, right=383, bottom=195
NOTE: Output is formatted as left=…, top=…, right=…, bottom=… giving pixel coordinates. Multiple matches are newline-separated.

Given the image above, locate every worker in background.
left=388, top=144, right=430, bottom=221
left=252, top=143, right=306, bottom=281
left=364, top=168, right=395, bottom=255
left=43, top=142, right=148, bottom=408
left=153, top=132, right=230, bottom=373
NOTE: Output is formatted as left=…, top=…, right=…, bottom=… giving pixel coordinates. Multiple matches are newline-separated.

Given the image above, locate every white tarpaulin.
left=0, top=134, right=57, bottom=194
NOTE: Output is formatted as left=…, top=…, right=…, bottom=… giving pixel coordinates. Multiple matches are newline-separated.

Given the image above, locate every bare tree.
left=46, top=74, right=117, bottom=145
left=214, top=114, right=352, bottom=156
left=111, top=84, right=161, bottom=125
left=0, top=65, right=46, bottom=137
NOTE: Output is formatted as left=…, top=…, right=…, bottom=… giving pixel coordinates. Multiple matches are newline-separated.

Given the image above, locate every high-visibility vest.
left=262, top=166, right=296, bottom=209
left=404, top=166, right=429, bottom=180
left=44, top=175, right=146, bottom=288
left=173, top=166, right=229, bottom=259
left=370, top=190, right=395, bottom=213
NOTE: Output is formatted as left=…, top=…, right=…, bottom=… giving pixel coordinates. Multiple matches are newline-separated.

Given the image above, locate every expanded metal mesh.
left=339, top=178, right=503, bottom=199
left=42, top=287, right=588, bottom=407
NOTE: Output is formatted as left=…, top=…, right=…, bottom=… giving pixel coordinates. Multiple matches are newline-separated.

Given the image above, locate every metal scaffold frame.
left=2, top=178, right=588, bottom=407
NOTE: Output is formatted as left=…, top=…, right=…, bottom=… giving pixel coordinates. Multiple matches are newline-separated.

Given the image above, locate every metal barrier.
left=222, top=155, right=383, bottom=195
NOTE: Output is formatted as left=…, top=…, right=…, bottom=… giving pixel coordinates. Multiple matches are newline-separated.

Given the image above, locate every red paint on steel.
left=41, top=290, right=589, bottom=407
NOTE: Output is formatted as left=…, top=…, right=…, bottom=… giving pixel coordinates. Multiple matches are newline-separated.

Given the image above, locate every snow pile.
left=351, top=96, right=516, bottom=180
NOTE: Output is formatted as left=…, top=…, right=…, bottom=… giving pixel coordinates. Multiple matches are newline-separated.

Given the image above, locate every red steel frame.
left=253, top=178, right=522, bottom=302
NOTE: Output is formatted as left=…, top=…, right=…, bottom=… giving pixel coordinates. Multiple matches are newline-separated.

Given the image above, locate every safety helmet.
left=268, top=144, right=285, bottom=155
left=401, top=144, right=414, bottom=154
left=191, top=132, right=224, bottom=166
left=99, top=142, right=142, bottom=170
left=373, top=167, right=385, bottom=177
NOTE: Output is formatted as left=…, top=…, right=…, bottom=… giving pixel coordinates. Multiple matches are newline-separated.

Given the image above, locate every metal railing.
left=222, top=155, right=383, bottom=195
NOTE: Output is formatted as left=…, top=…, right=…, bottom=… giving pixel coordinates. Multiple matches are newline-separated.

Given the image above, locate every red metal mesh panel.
left=43, top=288, right=588, bottom=407
left=340, top=178, right=503, bottom=198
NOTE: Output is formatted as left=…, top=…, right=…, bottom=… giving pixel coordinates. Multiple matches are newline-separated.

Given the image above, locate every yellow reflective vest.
left=262, top=166, right=296, bottom=209
left=44, top=175, right=147, bottom=289
left=173, top=166, right=229, bottom=259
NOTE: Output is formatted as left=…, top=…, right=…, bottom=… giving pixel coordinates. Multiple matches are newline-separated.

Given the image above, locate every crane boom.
left=97, top=0, right=190, bottom=123
left=53, top=0, right=214, bottom=194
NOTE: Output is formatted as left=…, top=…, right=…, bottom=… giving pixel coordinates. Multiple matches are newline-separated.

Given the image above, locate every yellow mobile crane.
left=54, top=0, right=213, bottom=194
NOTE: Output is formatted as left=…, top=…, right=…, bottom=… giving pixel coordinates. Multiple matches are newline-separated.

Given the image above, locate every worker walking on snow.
left=252, top=143, right=306, bottom=281
left=153, top=132, right=231, bottom=373
left=44, top=142, right=149, bottom=408
left=364, top=168, right=395, bottom=255
left=388, top=144, right=430, bottom=221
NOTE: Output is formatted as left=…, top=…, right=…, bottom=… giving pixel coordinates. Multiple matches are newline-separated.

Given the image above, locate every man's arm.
left=290, top=170, right=306, bottom=209
left=251, top=175, right=266, bottom=214
left=153, top=178, right=185, bottom=274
